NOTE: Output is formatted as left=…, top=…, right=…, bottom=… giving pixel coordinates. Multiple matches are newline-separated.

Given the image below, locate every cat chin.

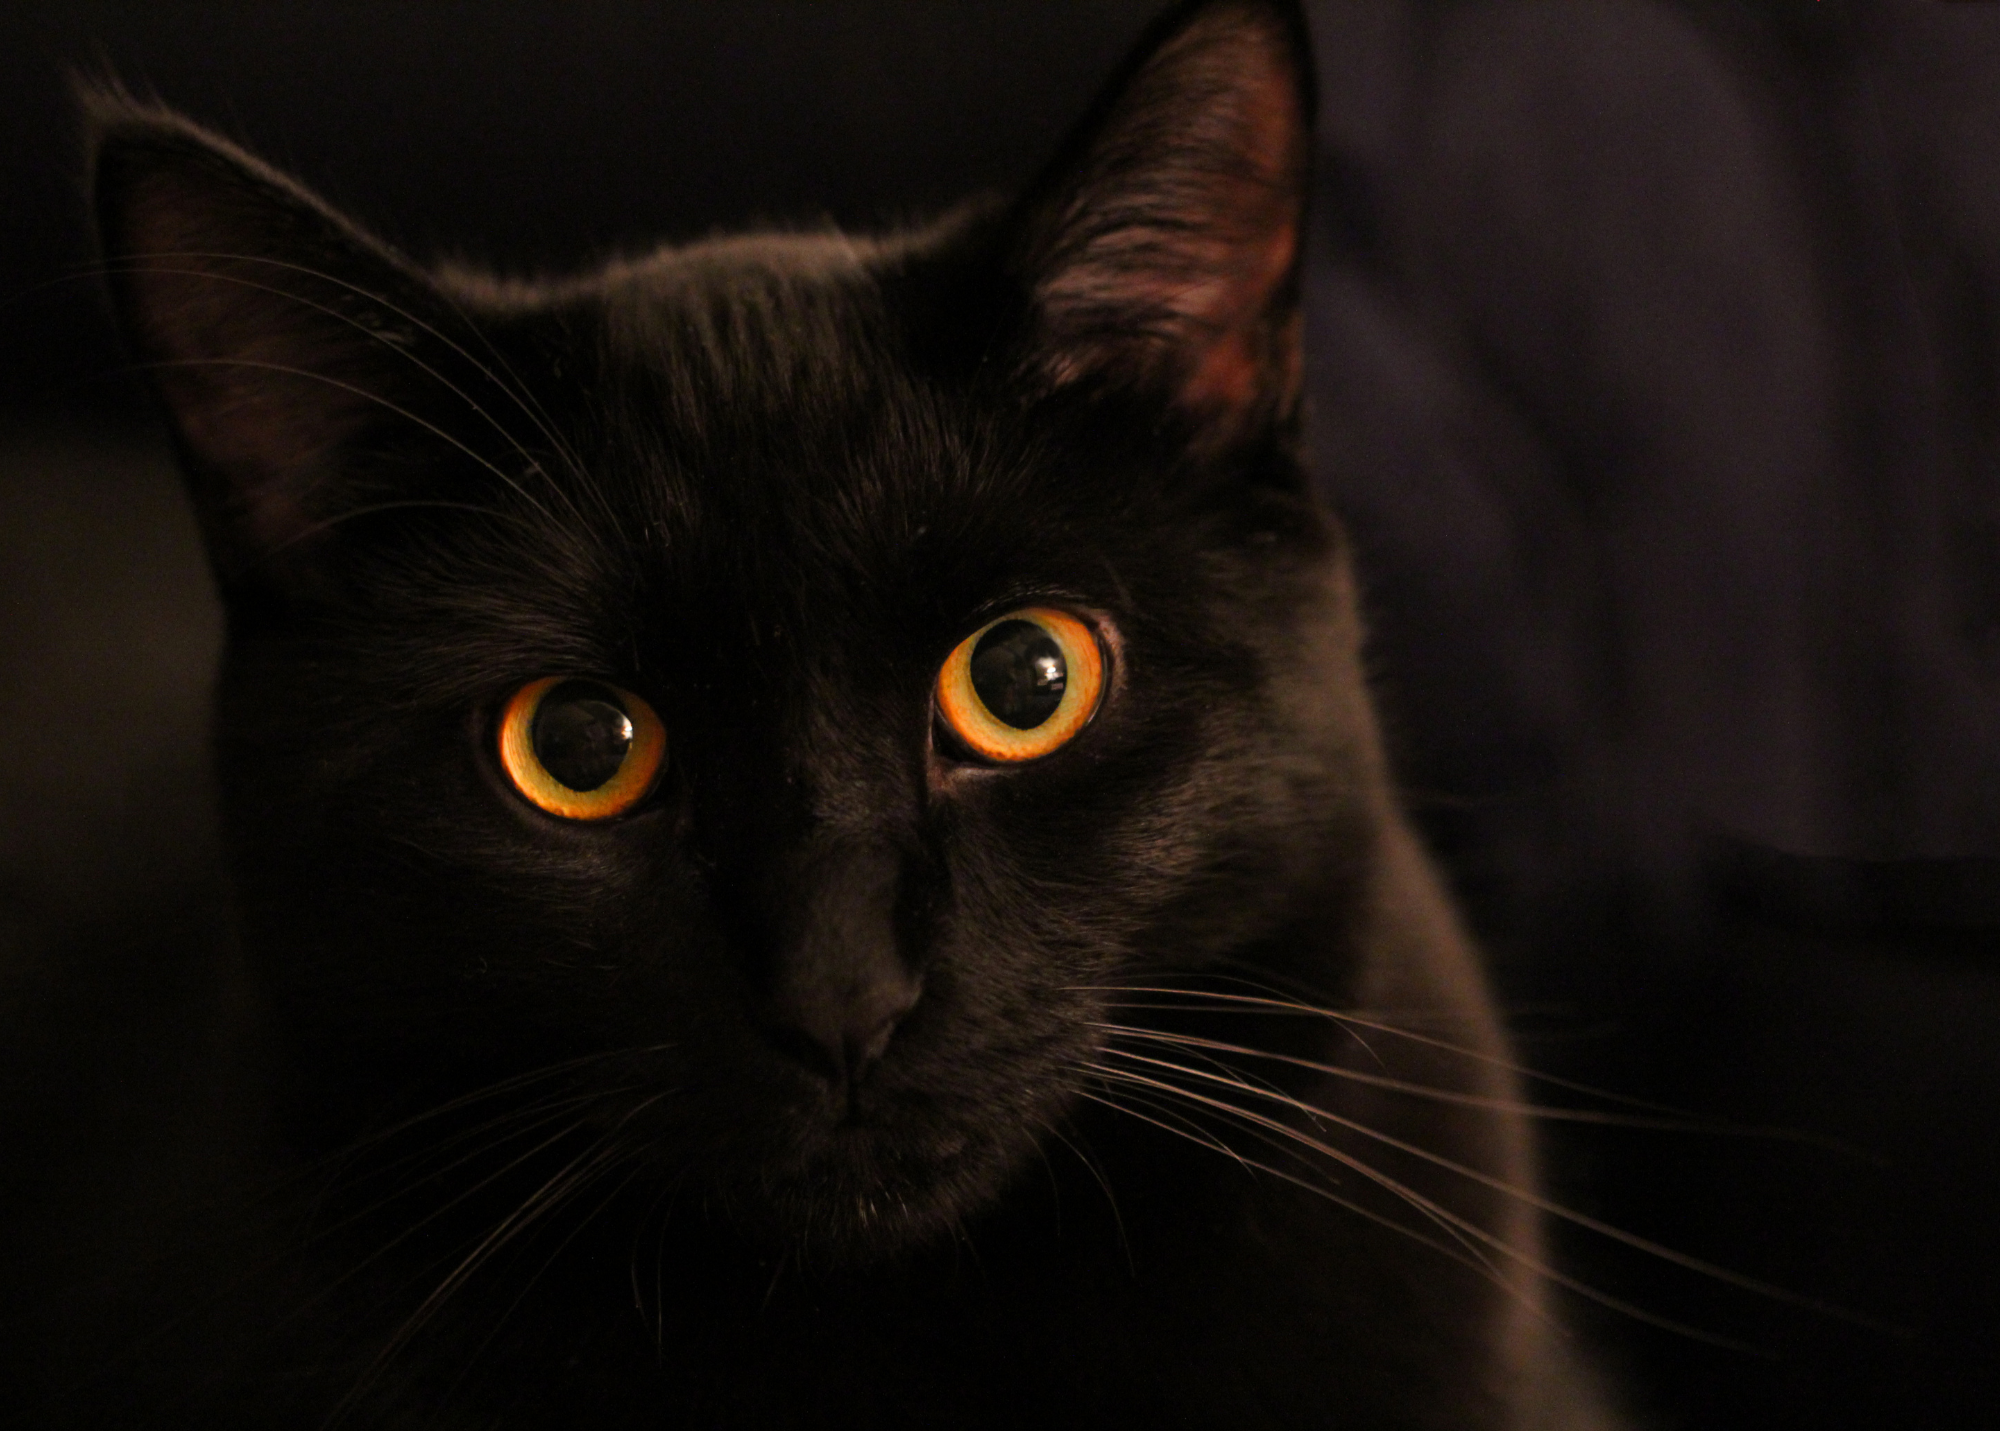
left=733, top=1119, right=1031, bottom=1267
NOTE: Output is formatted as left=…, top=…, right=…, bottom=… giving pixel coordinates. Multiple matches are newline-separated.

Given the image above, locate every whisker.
left=1101, top=1043, right=1846, bottom=1309
left=271, top=499, right=541, bottom=552
left=1084, top=1059, right=1503, bottom=1278
left=1096, top=1024, right=1309, bottom=1114
left=1032, top=1114, right=1130, bottom=1269
left=104, top=259, right=596, bottom=530
left=1079, top=1071, right=1535, bottom=1282
left=362, top=1044, right=679, bottom=1137
left=1023, top=1121, right=1068, bottom=1236
left=1112, top=1037, right=1907, bottom=1341
left=301, top=1086, right=652, bottom=1250
left=332, top=1162, right=602, bottom=1425
left=1074, top=1076, right=1261, bottom=1178
left=327, top=1090, right=672, bottom=1426
left=650, top=1174, right=696, bottom=1352
left=281, top=1071, right=675, bottom=1333
left=1070, top=1083, right=1503, bottom=1282
left=1079, top=984, right=1749, bottom=1122
left=298, top=1043, right=675, bottom=1200
left=1092, top=1022, right=1834, bottom=1141
left=140, top=354, right=573, bottom=542
left=1108, top=1074, right=1530, bottom=1291
left=440, top=1157, right=650, bottom=1412
left=420, top=278, right=604, bottom=525
left=279, top=1105, right=617, bottom=1340
left=98, top=251, right=596, bottom=499
left=1086, top=1060, right=1768, bottom=1351
left=1115, top=966, right=1394, bottom=1068
left=753, top=1247, right=792, bottom=1313
left=1079, top=1065, right=1419, bottom=1230
left=16, top=1052, right=665, bottom=1411
left=628, top=1177, right=676, bottom=1335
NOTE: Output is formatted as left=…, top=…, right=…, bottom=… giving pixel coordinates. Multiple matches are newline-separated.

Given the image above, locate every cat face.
left=93, top=0, right=1372, bottom=1261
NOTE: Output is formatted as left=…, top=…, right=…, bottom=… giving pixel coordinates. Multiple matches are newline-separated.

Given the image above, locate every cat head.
left=91, top=0, right=1380, bottom=1260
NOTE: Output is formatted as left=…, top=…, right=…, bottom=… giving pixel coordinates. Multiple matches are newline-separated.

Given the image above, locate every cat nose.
left=768, top=963, right=923, bottom=1091
left=751, top=836, right=925, bottom=1094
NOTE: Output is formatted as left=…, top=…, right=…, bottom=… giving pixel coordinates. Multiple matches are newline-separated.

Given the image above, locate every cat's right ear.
left=1002, top=0, right=1314, bottom=453
left=88, top=88, right=469, bottom=609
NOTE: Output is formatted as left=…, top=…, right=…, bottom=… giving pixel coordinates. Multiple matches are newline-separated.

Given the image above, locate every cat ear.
left=1007, top=0, right=1313, bottom=444
left=88, top=89, right=467, bottom=602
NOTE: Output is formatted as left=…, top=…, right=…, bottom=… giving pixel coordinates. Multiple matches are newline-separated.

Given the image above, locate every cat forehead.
left=620, top=229, right=885, bottom=284
left=533, top=229, right=1059, bottom=533
left=453, top=234, right=1080, bottom=641
left=592, top=228, right=895, bottom=379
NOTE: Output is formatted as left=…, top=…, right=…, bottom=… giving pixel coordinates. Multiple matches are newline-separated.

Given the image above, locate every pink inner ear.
left=1180, top=215, right=1299, bottom=412
left=143, top=266, right=361, bottom=554
left=1033, top=9, right=1309, bottom=424
left=118, top=170, right=374, bottom=547
left=1170, top=32, right=1305, bottom=414
left=169, top=365, right=344, bottom=549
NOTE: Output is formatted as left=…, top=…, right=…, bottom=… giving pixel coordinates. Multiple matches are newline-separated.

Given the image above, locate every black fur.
left=38, top=2, right=1616, bottom=1425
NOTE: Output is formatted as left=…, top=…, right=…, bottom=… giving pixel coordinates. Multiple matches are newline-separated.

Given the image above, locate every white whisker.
left=142, top=354, right=575, bottom=542
left=104, top=252, right=596, bottom=501
left=1070, top=1082, right=1505, bottom=1282
left=1093, top=1021, right=1791, bottom=1135
left=1095, top=1042, right=1880, bottom=1325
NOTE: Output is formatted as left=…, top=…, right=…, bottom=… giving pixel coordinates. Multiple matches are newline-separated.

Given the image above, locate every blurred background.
left=2, top=2, right=1995, bottom=1426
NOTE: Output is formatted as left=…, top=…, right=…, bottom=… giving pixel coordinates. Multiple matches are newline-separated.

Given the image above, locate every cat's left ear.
left=87, top=87, right=484, bottom=609
left=1007, top=0, right=1313, bottom=448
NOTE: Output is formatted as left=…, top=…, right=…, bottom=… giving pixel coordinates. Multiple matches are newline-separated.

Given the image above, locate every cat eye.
left=497, top=677, right=666, bottom=820
left=935, top=608, right=1104, bottom=763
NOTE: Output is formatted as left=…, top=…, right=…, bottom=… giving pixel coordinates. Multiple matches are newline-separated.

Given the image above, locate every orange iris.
left=497, top=677, right=666, bottom=819
left=935, top=607, right=1104, bottom=763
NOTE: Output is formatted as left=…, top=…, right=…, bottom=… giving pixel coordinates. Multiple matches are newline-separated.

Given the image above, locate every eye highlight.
left=936, top=607, right=1104, bottom=763
left=497, top=677, right=666, bottom=820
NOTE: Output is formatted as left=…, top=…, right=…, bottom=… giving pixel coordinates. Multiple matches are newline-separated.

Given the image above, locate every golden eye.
left=497, top=677, right=666, bottom=820
left=936, top=607, right=1104, bottom=763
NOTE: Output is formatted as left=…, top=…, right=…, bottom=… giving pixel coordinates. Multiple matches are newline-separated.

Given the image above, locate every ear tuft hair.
left=88, top=85, right=458, bottom=601
left=1010, top=0, right=1314, bottom=444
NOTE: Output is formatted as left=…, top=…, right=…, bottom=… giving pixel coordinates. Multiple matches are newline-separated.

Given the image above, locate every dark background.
left=2, top=2, right=1996, bottom=1427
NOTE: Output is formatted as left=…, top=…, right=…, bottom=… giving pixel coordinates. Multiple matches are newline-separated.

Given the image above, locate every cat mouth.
left=744, top=1112, right=1014, bottom=1262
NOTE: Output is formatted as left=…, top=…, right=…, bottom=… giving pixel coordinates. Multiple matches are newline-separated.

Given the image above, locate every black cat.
left=34, top=0, right=1618, bottom=1424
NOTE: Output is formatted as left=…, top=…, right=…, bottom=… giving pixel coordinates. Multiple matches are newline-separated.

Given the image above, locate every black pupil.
left=969, top=619, right=1068, bottom=730
left=531, top=681, right=635, bottom=792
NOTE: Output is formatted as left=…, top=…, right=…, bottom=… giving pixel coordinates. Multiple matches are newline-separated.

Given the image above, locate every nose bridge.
left=690, top=687, right=886, bottom=874
left=775, top=833, right=897, bottom=962
left=689, top=650, right=931, bottom=1087
left=704, top=634, right=921, bottom=835
left=760, top=832, right=924, bottom=1089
